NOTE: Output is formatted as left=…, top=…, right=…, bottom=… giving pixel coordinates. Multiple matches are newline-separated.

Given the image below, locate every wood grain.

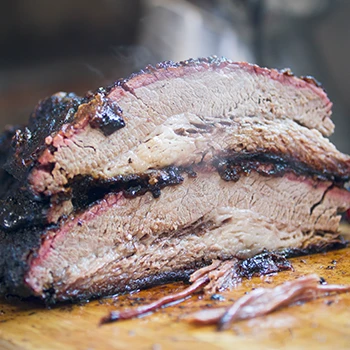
left=1, top=225, right=350, bottom=350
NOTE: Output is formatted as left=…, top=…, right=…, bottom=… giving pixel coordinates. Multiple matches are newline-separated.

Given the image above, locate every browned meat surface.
left=0, top=57, right=349, bottom=303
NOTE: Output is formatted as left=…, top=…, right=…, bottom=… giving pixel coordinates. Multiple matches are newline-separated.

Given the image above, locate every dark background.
left=0, top=0, right=349, bottom=153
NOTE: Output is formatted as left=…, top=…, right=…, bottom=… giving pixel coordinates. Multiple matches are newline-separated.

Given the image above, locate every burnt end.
left=235, top=251, right=293, bottom=278
left=89, top=96, right=125, bottom=136
left=279, top=68, right=294, bottom=77
left=4, top=93, right=82, bottom=181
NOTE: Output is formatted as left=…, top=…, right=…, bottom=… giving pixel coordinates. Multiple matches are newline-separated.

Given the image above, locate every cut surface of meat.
left=14, top=171, right=350, bottom=301
left=4, top=58, right=334, bottom=196
left=2, top=113, right=349, bottom=232
left=0, top=57, right=349, bottom=303
left=29, top=114, right=349, bottom=197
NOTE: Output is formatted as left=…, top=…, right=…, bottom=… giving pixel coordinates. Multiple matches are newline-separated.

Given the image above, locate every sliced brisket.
left=5, top=58, right=335, bottom=195
left=0, top=57, right=349, bottom=302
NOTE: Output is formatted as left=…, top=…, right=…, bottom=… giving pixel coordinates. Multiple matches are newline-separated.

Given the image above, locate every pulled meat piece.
left=198, top=252, right=293, bottom=294
left=101, top=276, right=209, bottom=324
left=188, top=274, right=350, bottom=330
left=100, top=253, right=293, bottom=324
left=203, top=260, right=240, bottom=294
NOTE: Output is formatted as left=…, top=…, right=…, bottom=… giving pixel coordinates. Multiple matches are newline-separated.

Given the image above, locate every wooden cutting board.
left=1, top=224, right=350, bottom=350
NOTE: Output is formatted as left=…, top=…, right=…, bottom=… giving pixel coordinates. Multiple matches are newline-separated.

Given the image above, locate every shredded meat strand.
left=186, top=274, right=350, bottom=330
left=100, top=256, right=293, bottom=325
left=100, top=275, right=209, bottom=324
left=100, top=260, right=224, bottom=324
left=204, top=260, right=240, bottom=293
left=100, top=257, right=345, bottom=327
left=189, top=260, right=222, bottom=282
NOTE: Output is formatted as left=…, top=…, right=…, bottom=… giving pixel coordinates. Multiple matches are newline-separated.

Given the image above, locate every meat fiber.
left=5, top=58, right=336, bottom=194
left=0, top=57, right=349, bottom=303
left=100, top=273, right=350, bottom=326
left=101, top=256, right=293, bottom=324
left=186, top=274, right=350, bottom=330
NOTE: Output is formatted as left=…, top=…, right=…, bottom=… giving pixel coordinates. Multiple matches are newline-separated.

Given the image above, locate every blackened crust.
left=215, top=152, right=350, bottom=184
left=0, top=125, right=18, bottom=168
left=0, top=125, right=19, bottom=199
left=0, top=184, right=50, bottom=232
left=49, top=264, right=203, bottom=303
left=4, top=93, right=82, bottom=181
left=87, top=94, right=125, bottom=136
left=0, top=225, right=45, bottom=298
left=235, top=251, right=293, bottom=278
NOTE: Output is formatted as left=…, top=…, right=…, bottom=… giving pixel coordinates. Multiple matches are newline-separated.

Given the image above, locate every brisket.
left=0, top=57, right=349, bottom=302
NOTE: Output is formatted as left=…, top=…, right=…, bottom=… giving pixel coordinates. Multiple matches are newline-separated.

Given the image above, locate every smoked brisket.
left=0, top=57, right=349, bottom=302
